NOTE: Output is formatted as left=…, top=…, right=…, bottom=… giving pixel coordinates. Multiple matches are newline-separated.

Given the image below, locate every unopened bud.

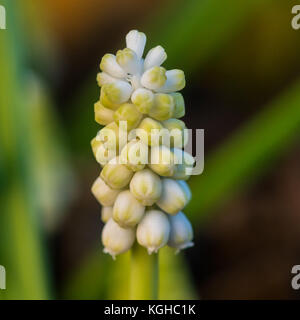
left=96, top=72, right=117, bottom=87
left=116, top=48, right=141, bottom=75
left=91, top=176, right=121, bottom=206
left=100, top=54, right=126, bottom=78
left=113, top=190, right=145, bottom=228
left=141, top=66, right=167, bottom=91
left=160, top=69, right=185, bottom=93
left=130, top=169, right=162, bottom=206
left=101, top=156, right=134, bottom=189
left=102, top=218, right=135, bottom=259
left=100, top=87, right=121, bottom=110
left=101, top=206, right=113, bottom=223
left=94, top=101, right=114, bottom=125
left=126, top=30, right=146, bottom=59
left=149, top=93, right=174, bottom=121
left=172, top=148, right=195, bottom=180
left=136, top=117, right=164, bottom=146
left=168, top=211, right=194, bottom=253
left=91, top=137, right=116, bottom=166
left=120, top=139, right=148, bottom=172
left=144, top=45, right=167, bottom=70
left=157, top=179, right=191, bottom=214
left=136, top=210, right=170, bottom=254
left=113, top=103, right=142, bottom=131
left=162, top=118, right=187, bottom=148
left=102, top=81, right=133, bottom=105
left=170, top=92, right=185, bottom=118
left=148, top=145, right=176, bottom=177
left=131, top=88, right=154, bottom=114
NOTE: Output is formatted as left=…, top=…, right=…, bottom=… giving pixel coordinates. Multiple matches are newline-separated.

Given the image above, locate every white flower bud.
left=141, top=66, right=167, bottom=91
left=131, top=88, right=154, bottom=114
left=172, top=148, right=195, bottom=180
left=137, top=210, right=170, bottom=254
left=137, top=117, right=164, bottom=146
left=96, top=72, right=117, bottom=87
left=144, top=45, right=167, bottom=70
left=101, top=206, right=113, bottom=223
left=91, top=176, right=121, bottom=206
left=100, top=54, right=126, bottom=78
left=94, top=101, right=114, bottom=125
left=159, top=69, right=186, bottom=93
left=116, top=48, right=141, bottom=75
left=91, top=137, right=116, bottom=167
left=102, top=81, right=133, bottom=105
left=126, top=30, right=146, bottom=59
left=170, top=92, right=185, bottom=118
left=149, top=93, right=174, bottom=121
left=120, top=139, right=148, bottom=172
left=102, top=218, right=135, bottom=259
left=130, top=169, right=162, bottom=206
left=101, top=156, right=134, bottom=189
left=148, top=145, right=176, bottom=177
left=162, top=118, right=187, bottom=148
left=113, top=190, right=145, bottom=228
left=157, top=179, right=191, bottom=214
left=168, top=212, right=194, bottom=253
left=113, top=103, right=142, bottom=131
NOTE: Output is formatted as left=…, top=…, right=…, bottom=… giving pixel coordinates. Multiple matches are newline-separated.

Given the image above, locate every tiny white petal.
left=137, top=210, right=170, bottom=254
left=102, top=218, right=135, bottom=259
left=168, top=212, right=194, bottom=253
left=141, top=66, right=167, bottom=91
left=144, top=46, right=167, bottom=70
left=126, top=30, right=147, bottom=59
left=100, top=54, right=126, bottom=78
left=158, top=69, right=186, bottom=93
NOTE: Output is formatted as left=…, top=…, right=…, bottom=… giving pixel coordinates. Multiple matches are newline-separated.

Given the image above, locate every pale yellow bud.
left=91, top=176, right=121, bottom=206
left=101, top=81, right=133, bottom=105
left=116, top=48, right=141, bottom=75
left=113, top=103, right=142, bottom=131
left=102, top=218, right=135, bottom=259
left=94, top=101, right=114, bottom=125
left=101, top=156, right=134, bottom=189
left=148, top=145, right=176, bottom=177
left=100, top=87, right=121, bottom=110
left=97, top=121, right=127, bottom=152
left=168, top=211, right=194, bottom=253
left=141, top=66, right=167, bottom=91
left=101, top=206, right=113, bottom=223
left=136, top=210, right=170, bottom=254
left=160, top=69, right=186, bottom=93
left=162, top=118, right=187, bottom=148
left=149, top=93, right=174, bottom=121
left=91, top=137, right=116, bottom=166
left=120, top=139, right=148, bottom=172
left=157, top=179, right=191, bottom=214
left=96, top=72, right=117, bottom=87
left=113, top=190, right=145, bottom=228
left=130, top=169, right=162, bottom=206
left=136, top=117, right=164, bottom=146
left=170, top=92, right=185, bottom=118
left=100, top=54, right=126, bottom=78
left=131, top=88, right=154, bottom=114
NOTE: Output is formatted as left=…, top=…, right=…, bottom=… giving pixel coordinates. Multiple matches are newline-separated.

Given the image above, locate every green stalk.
left=130, top=244, right=159, bottom=300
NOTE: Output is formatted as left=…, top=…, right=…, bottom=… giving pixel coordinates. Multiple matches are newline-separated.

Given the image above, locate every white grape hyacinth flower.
left=102, top=218, right=135, bottom=259
left=137, top=210, right=170, bottom=254
left=168, top=212, right=194, bottom=253
left=97, top=29, right=185, bottom=99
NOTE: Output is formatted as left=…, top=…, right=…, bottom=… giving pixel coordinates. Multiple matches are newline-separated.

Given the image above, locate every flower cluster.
left=91, top=30, right=194, bottom=259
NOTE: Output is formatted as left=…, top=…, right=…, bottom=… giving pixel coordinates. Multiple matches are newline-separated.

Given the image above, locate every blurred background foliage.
left=0, top=0, right=299, bottom=299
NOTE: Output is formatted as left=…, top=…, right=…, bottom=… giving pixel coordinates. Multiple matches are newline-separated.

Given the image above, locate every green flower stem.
left=130, top=243, right=159, bottom=300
